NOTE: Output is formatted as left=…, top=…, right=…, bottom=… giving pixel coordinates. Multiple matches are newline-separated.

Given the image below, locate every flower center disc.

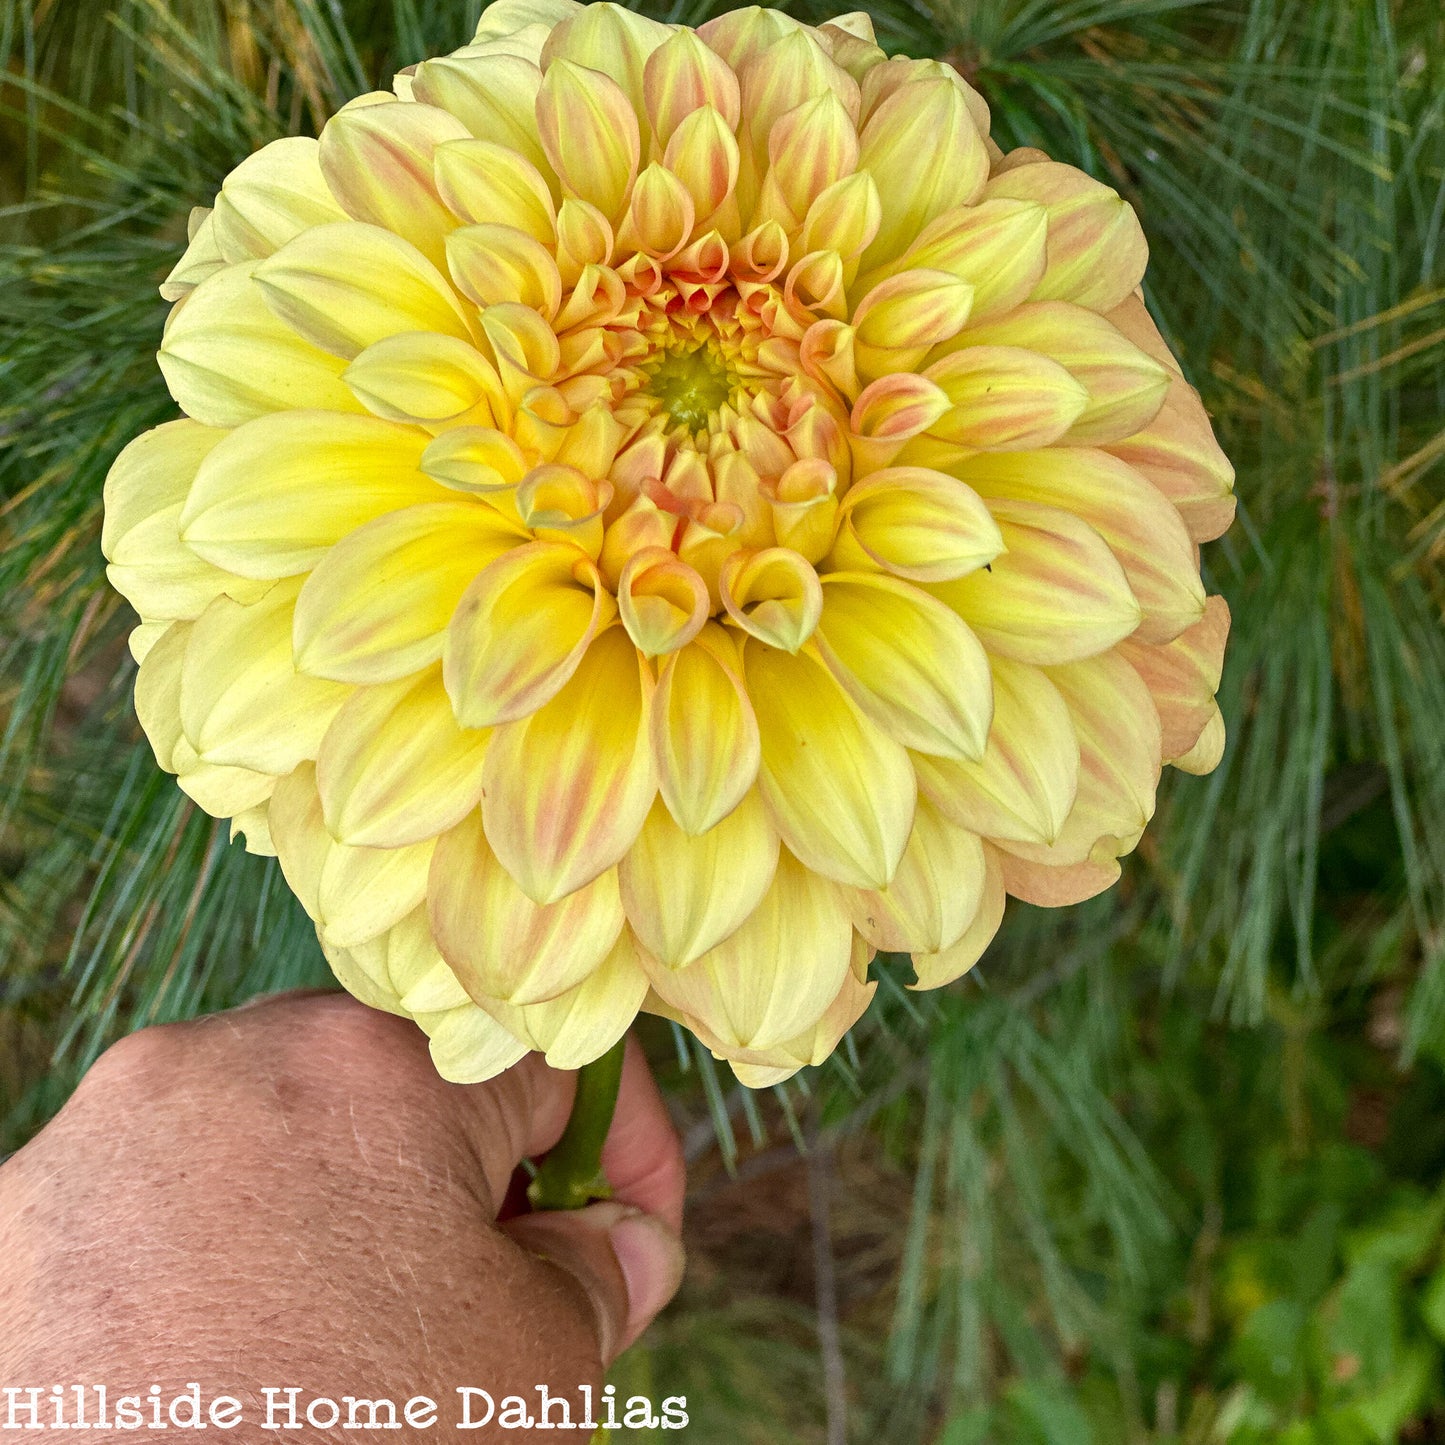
left=642, top=344, right=735, bottom=435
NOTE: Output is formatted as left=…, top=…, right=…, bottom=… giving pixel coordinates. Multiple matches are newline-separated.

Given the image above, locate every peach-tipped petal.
left=747, top=642, right=916, bottom=889
left=481, top=627, right=656, bottom=904
left=620, top=792, right=778, bottom=967
left=316, top=669, right=490, bottom=847
left=650, top=625, right=760, bottom=836
left=643, top=849, right=853, bottom=1052
left=815, top=571, right=992, bottom=760
left=443, top=541, right=615, bottom=727
left=429, top=810, right=624, bottom=1005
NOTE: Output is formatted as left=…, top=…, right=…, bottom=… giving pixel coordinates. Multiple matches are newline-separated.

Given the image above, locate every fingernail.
left=608, top=1213, right=685, bottom=1346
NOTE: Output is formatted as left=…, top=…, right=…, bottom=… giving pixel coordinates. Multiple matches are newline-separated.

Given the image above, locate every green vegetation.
left=2, top=0, right=1442, bottom=1438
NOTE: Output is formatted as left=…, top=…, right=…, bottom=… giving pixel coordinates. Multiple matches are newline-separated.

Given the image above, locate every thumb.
left=501, top=1201, right=685, bottom=1365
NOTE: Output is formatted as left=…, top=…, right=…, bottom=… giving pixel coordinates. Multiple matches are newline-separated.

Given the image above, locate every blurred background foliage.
left=1, top=0, right=1443, bottom=1439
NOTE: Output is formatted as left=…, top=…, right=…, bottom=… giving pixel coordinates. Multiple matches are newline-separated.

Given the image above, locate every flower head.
left=104, top=0, right=1234, bottom=1086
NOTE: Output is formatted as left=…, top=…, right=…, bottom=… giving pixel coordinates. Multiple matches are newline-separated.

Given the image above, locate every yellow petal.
left=316, top=668, right=489, bottom=847
left=443, top=541, right=615, bottom=728
left=480, top=302, right=563, bottom=400
left=1102, top=305, right=1236, bottom=544
left=477, top=928, right=650, bottom=1070
left=422, top=1001, right=531, bottom=1084
left=1117, top=594, right=1230, bottom=764
left=909, top=843, right=1005, bottom=988
left=719, top=547, right=823, bottom=653
left=444, top=223, right=563, bottom=318
left=173, top=742, right=278, bottom=817
left=429, top=810, right=624, bottom=1005
left=536, top=59, right=640, bottom=221
left=342, top=944, right=426, bottom=1039
left=851, top=268, right=974, bottom=378
left=697, top=6, right=801, bottom=68
left=848, top=373, right=953, bottom=471
left=158, top=262, right=362, bottom=427
left=734, top=28, right=858, bottom=213
left=472, top=0, right=582, bottom=50
left=954, top=448, right=1205, bottom=643
left=800, top=170, right=881, bottom=263
left=433, top=138, right=557, bottom=241
left=133, top=620, right=189, bottom=771
left=128, top=621, right=170, bottom=664
left=270, top=764, right=436, bottom=947
left=481, top=627, right=657, bottom=903
left=831, top=466, right=1003, bottom=582
left=160, top=207, right=224, bottom=301
left=762, top=458, right=840, bottom=565
left=411, top=53, right=550, bottom=173
left=725, top=966, right=877, bottom=1087
left=619, top=548, right=709, bottom=657
left=861, top=197, right=1047, bottom=323
left=318, top=98, right=469, bottom=269
left=663, top=106, right=742, bottom=228
left=644, top=27, right=741, bottom=144
left=254, top=220, right=474, bottom=360
left=343, top=332, right=504, bottom=423
left=762, top=90, right=859, bottom=226
left=914, top=656, right=1079, bottom=846
left=230, top=803, right=276, bottom=857
left=642, top=849, right=853, bottom=1052
left=1173, top=704, right=1225, bottom=776
left=858, top=77, right=988, bottom=268
left=923, top=345, right=1088, bottom=453
left=930, top=498, right=1142, bottom=665
left=421, top=430, right=527, bottom=498
left=814, top=571, right=992, bottom=760
left=179, top=579, right=350, bottom=774
left=179, top=411, right=447, bottom=579
left=849, top=796, right=986, bottom=953
left=953, top=302, right=1170, bottom=446
left=209, top=136, right=347, bottom=263
left=620, top=792, right=779, bottom=968
left=649, top=624, right=761, bottom=836
left=541, top=2, right=672, bottom=136
left=746, top=642, right=915, bottom=889
left=619, top=162, right=696, bottom=260
left=1001, top=650, right=1162, bottom=871
left=984, top=159, right=1148, bottom=313
left=294, top=501, right=521, bottom=684
left=103, top=420, right=270, bottom=621
left=860, top=54, right=987, bottom=134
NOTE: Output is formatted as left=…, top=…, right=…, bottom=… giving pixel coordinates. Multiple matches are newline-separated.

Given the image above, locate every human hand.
left=0, top=990, right=686, bottom=1441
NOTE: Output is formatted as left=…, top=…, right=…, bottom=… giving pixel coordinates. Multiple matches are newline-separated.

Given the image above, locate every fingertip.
left=608, top=1211, right=685, bottom=1351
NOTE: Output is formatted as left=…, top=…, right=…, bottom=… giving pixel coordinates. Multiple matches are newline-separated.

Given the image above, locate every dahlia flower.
left=103, top=0, right=1234, bottom=1090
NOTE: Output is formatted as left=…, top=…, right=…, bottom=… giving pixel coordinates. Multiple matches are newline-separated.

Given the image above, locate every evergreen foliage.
left=2, top=0, right=1442, bottom=1437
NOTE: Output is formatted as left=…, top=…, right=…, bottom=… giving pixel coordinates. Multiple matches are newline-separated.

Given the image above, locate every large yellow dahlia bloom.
left=102, top=0, right=1234, bottom=1087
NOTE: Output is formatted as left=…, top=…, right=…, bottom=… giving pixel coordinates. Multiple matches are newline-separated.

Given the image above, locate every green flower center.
left=642, top=344, right=736, bottom=434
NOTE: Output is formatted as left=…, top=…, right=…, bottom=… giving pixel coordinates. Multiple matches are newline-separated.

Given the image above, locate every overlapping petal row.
left=103, top=0, right=1235, bottom=1087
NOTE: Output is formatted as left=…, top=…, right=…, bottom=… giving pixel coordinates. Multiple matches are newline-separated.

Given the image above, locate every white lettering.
left=456, top=1388, right=495, bottom=1429
left=305, top=1397, right=340, bottom=1430
left=3, top=1387, right=43, bottom=1430
left=169, top=1384, right=204, bottom=1429
left=343, top=1397, right=400, bottom=1430
left=533, top=1386, right=572, bottom=1430
left=208, top=1398, right=242, bottom=1431
left=261, top=1388, right=301, bottom=1431
left=403, top=1397, right=437, bottom=1429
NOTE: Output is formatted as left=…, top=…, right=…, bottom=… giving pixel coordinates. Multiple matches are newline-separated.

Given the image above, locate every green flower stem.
left=526, top=1037, right=627, bottom=1212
